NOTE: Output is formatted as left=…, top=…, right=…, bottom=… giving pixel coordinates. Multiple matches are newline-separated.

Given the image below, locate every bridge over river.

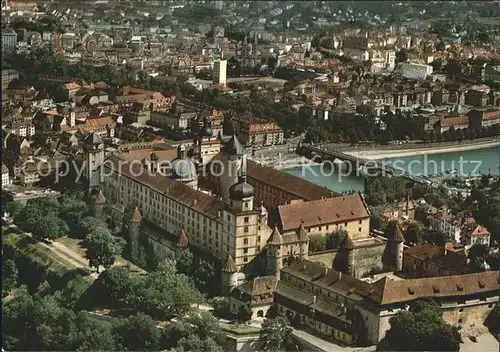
left=299, top=144, right=430, bottom=185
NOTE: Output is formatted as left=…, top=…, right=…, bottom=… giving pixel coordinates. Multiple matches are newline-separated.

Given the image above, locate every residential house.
left=461, top=219, right=491, bottom=247
left=428, top=209, right=462, bottom=242
left=2, top=164, right=10, bottom=186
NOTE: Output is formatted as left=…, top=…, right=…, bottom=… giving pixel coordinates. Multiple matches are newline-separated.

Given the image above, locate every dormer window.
left=433, top=286, right=440, bottom=293
left=456, top=284, right=463, bottom=291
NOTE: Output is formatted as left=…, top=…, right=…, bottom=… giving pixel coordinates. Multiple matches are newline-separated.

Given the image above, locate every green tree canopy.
left=237, top=302, right=253, bottom=322
left=379, top=299, right=461, bottom=351
left=309, top=234, right=326, bottom=252
left=258, top=316, right=299, bottom=352
left=112, top=313, right=160, bottom=351
left=162, top=311, right=225, bottom=352
left=83, top=228, right=125, bottom=272
left=325, top=229, right=347, bottom=250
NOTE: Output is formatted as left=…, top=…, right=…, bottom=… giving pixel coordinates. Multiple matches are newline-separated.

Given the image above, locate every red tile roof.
left=104, top=155, right=227, bottom=218
left=369, top=271, right=499, bottom=305
left=278, top=194, right=369, bottom=232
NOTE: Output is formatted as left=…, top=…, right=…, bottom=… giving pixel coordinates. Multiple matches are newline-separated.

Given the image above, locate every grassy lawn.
left=56, top=236, right=86, bottom=257
left=56, top=236, right=146, bottom=274
left=220, top=322, right=261, bottom=335
left=3, top=231, right=81, bottom=275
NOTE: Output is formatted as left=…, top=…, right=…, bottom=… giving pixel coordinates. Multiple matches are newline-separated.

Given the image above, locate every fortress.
left=84, top=117, right=499, bottom=346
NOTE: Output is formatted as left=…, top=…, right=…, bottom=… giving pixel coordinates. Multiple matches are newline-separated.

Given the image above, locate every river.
left=285, top=146, right=500, bottom=193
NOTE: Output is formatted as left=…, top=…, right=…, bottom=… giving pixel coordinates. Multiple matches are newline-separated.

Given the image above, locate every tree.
left=3, top=292, right=77, bottom=351
left=469, top=128, right=477, bottom=140
left=32, top=214, right=63, bottom=241
left=175, top=248, right=194, bottom=276
left=3, top=259, right=18, bottom=296
left=309, top=234, right=325, bottom=252
left=236, top=302, right=253, bottom=322
left=59, top=197, right=88, bottom=233
left=208, top=296, right=229, bottom=319
left=449, top=126, right=457, bottom=141
left=442, top=130, right=452, bottom=142
left=379, top=299, right=461, bottom=351
left=487, top=251, right=500, bottom=270
left=381, top=130, right=394, bottom=144
left=435, top=41, right=446, bottom=51
left=193, top=259, right=217, bottom=294
left=405, top=223, right=423, bottom=244
left=325, top=229, right=347, bottom=250
left=347, top=128, right=359, bottom=144
left=426, top=229, right=447, bottom=246
left=112, top=313, right=160, bottom=351
left=467, top=244, right=489, bottom=271
left=94, top=265, right=134, bottom=305
left=162, top=311, right=225, bottom=352
left=130, top=260, right=204, bottom=319
left=258, top=316, right=299, bottom=352
left=1, top=190, right=14, bottom=218
left=77, top=216, right=108, bottom=238
left=395, top=49, right=408, bottom=64
left=83, top=228, right=125, bottom=272
left=54, top=276, right=91, bottom=310
left=480, top=174, right=490, bottom=188
left=70, top=312, right=117, bottom=351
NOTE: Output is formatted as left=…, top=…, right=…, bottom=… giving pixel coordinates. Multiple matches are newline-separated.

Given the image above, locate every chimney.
left=313, top=295, right=317, bottom=304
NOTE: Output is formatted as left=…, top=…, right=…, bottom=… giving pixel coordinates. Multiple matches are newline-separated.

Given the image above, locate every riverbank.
left=249, top=154, right=319, bottom=170
left=343, top=139, right=500, bottom=160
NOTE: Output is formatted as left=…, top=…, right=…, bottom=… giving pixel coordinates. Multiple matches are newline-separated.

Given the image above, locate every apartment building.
left=232, top=115, right=285, bottom=147
left=399, top=63, right=433, bottom=80
left=428, top=210, right=462, bottom=242
left=2, top=69, right=19, bottom=91
left=2, top=164, right=10, bottom=187
left=2, top=28, right=18, bottom=53
left=213, top=59, right=227, bottom=86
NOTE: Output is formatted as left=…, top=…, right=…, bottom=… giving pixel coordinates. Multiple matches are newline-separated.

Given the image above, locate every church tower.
left=221, top=134, right=244, bottom=204
left=197, top=116, right=221, bottom=165
left=228, top=155, right=254, bottom=212
left=83, top=132, right=105, bottom=192
left=266, top=226, right=283, bottom=280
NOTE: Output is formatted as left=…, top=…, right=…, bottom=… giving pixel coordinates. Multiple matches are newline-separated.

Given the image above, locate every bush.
left=309, top=234, right=326, bottom=252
